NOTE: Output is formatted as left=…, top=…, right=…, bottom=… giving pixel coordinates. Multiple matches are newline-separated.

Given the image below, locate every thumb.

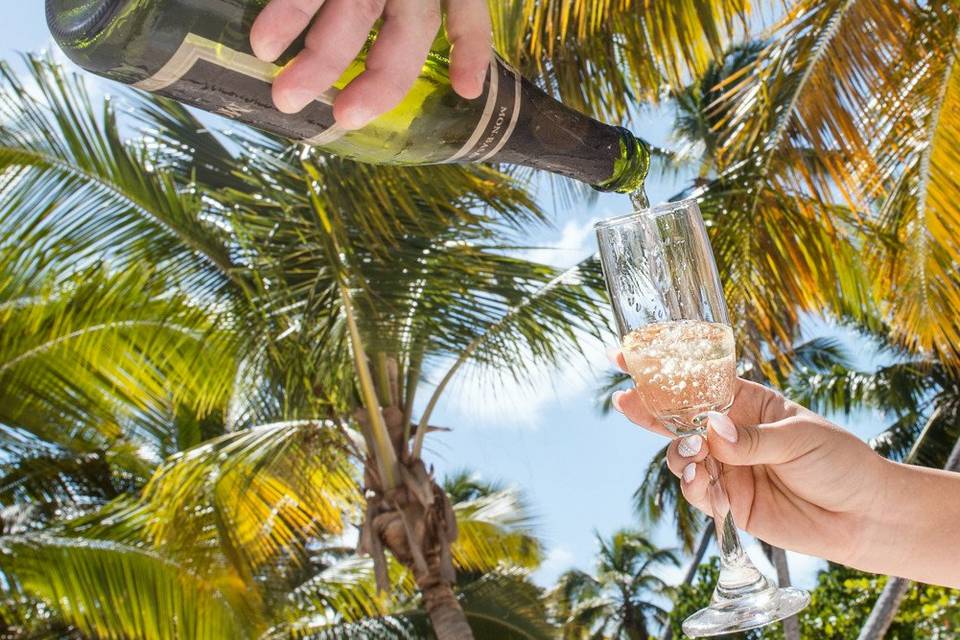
left=705, top=411, right=809, bottom=466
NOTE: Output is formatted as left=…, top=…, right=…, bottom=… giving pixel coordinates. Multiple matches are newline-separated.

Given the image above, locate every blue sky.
left=6, top=2, right=893, bottom=594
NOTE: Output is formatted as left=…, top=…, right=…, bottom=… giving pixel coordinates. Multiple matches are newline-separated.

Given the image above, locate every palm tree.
left=549, top=529, right=678, bottom=640
left=0, top=53, right=604, bottom=638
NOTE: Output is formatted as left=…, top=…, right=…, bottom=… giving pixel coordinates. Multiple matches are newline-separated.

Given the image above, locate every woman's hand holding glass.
left=612, top=373, right=960, bottom=590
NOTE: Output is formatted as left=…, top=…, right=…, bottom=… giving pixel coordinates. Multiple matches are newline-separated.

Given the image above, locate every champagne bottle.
left=46, top=0, right=649, bottom=193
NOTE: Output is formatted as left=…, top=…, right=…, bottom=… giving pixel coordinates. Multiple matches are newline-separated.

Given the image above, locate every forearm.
left=855, top=458, right=960, bottom=587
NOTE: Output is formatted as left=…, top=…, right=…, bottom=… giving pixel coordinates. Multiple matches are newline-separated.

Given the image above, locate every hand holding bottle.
left=612, top=372, right=960, bottom=588
left=250, top=0, right=492, bottom=127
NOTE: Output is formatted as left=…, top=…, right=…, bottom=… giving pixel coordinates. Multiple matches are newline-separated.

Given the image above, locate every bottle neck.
left=593, top=128, right=651, bottom=194
left=486, top=67, right=651, bottom=193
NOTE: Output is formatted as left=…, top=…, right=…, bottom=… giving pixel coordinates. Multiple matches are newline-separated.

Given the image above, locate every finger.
left=251, top=0, right=326, bottom=62
left=679, top=462, right=711, bottom=513
left=705, top=412, right=817, bottom=467
left=665, top=434, right=709, bottom=477
left=611, top=388, right=673, bottom=438
left=605, top=346, right=628, bottom=372
left=271, top=0, right=386, bottom=114
left=333, top=0, right=442, bottom=129
left=445, top=0, right=492, bottom=99
left=728, top=378, right=806, bottom=426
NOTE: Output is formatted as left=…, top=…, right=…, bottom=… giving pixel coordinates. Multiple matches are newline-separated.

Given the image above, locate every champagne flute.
left=595, top=198, right=810, bottom=637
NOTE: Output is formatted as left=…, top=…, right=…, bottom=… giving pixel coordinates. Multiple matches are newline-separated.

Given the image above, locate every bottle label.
left=444, top=57, right=522, bottom=163
left=134, top=33, right=345, bottom=145
left=134, top=33, right=521, bottom=162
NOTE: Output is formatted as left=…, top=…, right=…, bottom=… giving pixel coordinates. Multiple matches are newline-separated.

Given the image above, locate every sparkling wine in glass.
left=595, top=198, right=809, bottom=637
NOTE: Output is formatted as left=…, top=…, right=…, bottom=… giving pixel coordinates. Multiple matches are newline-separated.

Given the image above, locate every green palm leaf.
left=0, top=57, right=240, bottom=298
left=451, top=486, right=542, bottom=573
left=457, top=571, right=555, bottom=640
left=0, top=535, right=251, bottom=640
left=0, top=264, right=238, bottom=463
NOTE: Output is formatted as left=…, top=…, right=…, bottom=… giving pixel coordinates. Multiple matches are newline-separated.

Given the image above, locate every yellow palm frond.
left=493, top=0, right=750, bottom=121
left=139, top=421, right=362, bottom=574
left=715, top=0, right=913, bottom=209
left=868, top=5, right=960, bottom=358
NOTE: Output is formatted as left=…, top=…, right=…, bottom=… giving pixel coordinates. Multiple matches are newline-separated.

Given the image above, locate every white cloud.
left=431, top=323, right=615, bottom=430
left=523, top=218, right=600, bottom=268
left=532, top=545, right=577, bottom=587
left=658, top=557, right=689, bottom=586
left=785, top=550, right=826, bottom=590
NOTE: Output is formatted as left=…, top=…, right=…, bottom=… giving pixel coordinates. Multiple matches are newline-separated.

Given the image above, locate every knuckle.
left=743, top=424, right=763, bottom=460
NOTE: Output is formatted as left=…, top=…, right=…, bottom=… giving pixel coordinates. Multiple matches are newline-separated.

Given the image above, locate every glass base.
left=681, top=583, right=810, bottom=638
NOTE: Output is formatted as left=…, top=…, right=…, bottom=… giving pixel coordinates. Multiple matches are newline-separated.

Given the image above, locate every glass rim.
left=593, top=197, right=700, bottom=231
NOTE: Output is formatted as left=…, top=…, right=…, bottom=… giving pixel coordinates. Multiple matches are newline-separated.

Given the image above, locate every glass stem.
left=703, top=455, right=772, bottom=599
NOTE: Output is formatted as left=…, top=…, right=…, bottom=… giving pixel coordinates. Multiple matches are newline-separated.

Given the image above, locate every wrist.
left=849, top=456, right=903, bottom=571
left=849, top=457, right=960, bottom=587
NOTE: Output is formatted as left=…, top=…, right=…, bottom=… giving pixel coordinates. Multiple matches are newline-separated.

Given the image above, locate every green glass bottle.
left=46, top=0, right=649, bottom=193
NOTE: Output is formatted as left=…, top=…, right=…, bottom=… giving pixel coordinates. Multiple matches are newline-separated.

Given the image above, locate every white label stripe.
left=444, top=58, right=500, bottom=163
left=478, top=66, right=521, bottom=162
left=133, top=33, right=344, bottom=145
left=303, top=124, right=347, bottom=146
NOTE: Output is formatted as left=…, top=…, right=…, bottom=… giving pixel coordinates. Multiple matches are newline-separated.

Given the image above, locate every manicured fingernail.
left=276, top=89, right=315, bottom=114
left=338, top=107, right=374, bottom=130
left=707, top=411, right=738, bottom=443
left=611, top=390, right=626, bottom=413
left=683, top=463, right=697, bottom=484
left=678, top=435, right=703, bottom=458
left=605, top=346, right=621, bottom=367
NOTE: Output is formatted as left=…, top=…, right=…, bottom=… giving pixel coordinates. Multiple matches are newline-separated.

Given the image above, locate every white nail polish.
left=611, top=390, right=626, bottom=413
left=683, top=463, right=697, bottom=484
left=605, top=345, right=621, bottom=367
left=678, top=435, right=703, bottom=458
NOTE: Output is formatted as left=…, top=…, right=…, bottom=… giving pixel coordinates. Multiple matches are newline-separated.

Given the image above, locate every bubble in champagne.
left=620, top=321, right=736, bottom=433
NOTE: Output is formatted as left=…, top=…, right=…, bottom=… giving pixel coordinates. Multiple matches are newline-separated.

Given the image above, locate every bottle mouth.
left=46, top=0, right=124, bottom=44
left=593, top=128, right=652, bottom=194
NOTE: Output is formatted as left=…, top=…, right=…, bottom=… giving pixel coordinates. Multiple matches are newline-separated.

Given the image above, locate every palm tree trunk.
left=771, top=546, right=801, bottom=640
left=360, top=453, right=474, bottom=640
left=857, top=577, right=910, bottom=640
left=661, top=522, right=714, bottom=640
left=416, top=558, right=474, bottom=639
left=857, top=436, right=960, bottom=640
left=682, top=521, right=714, bottom=586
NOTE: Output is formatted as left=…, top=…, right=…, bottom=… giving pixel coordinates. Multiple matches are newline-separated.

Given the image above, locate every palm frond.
left=138, top=421, right=361, bottom=575
left=866, top=3, right=960, bottom=360
left=457, top=571, right=555, bottom=640
left=452, top=487, right=543, bottom=573
left=494, top=0, right=750, bottom=121
left=632, top=446, right=706, bottom=553
left=0, top=535, right=252, bottom=640
left=0, top=264, right=238, bottom=463
left=0, top=56, right=241, bottom=299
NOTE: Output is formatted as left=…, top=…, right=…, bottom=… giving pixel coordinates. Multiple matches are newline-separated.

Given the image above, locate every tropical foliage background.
left=1, top=0, right=960, bottom=638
